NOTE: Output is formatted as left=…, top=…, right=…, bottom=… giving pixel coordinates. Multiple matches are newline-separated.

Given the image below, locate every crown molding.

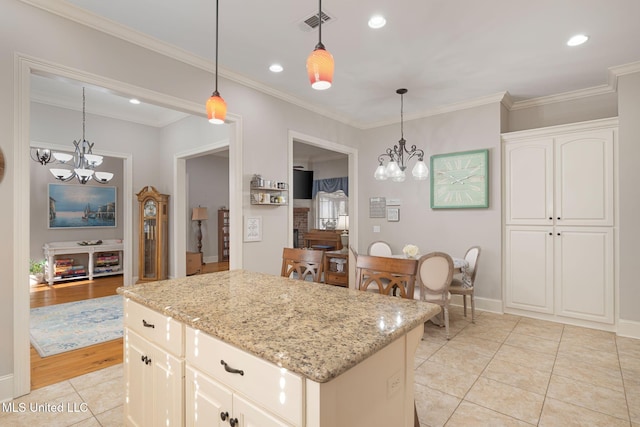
left=509, top=84, right=615, bottom=110
left=359, top=92, right=509, bottom=130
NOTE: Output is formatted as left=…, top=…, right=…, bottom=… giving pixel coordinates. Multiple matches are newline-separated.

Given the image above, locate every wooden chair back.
left=355, top=254, right=417, bottom=299
left=281, top=248, right=325, bottom=283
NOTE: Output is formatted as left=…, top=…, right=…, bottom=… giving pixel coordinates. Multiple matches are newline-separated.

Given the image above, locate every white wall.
left=617, top=71, right=640, bottom=324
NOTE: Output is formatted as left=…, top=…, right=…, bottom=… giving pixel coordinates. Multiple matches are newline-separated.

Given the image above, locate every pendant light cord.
left=82, top=87, right=86, bottom=142
left=400, top=91, right=404, bottom=141
left=318, top=0, right=322, bottom=45
left=215, top=0, right=219, bottom=93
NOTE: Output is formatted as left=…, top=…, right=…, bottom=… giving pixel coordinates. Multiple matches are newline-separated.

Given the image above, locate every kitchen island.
left=119, top=269, right=440, bottom=427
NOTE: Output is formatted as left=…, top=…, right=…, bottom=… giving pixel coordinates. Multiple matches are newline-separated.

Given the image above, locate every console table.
left=43, top=239, right=124, bottom=285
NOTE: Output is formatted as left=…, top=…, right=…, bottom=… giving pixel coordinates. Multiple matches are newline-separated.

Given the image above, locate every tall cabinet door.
left=504, top=139, right=554, bottom=225
left=555, top=227, right=614, bottom=324
left=555, top=129, right=614, bottom=226
left=505, top=226, right=554, bottom=314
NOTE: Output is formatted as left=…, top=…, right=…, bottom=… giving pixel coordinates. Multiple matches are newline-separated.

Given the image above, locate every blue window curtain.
left=312, top=177, right=349, bottom=198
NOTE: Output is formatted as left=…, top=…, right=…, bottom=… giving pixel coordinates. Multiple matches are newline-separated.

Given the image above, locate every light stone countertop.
left=119, top=269, right=441, bottom=383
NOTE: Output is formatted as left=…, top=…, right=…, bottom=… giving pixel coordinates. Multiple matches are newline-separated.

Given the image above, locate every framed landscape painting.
left=48, top=184, right=117, bottom=229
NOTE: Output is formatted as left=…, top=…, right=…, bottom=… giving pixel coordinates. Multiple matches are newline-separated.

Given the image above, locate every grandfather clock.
left=137, top=186, right=169, bottom=283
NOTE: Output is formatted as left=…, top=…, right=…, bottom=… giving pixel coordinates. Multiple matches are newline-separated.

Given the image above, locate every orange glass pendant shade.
left=306, top=46, right=334, bottom=90
left=206, top=91, right=227, bottom=124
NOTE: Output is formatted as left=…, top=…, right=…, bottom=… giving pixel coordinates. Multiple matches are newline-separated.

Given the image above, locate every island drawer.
left=124, top=298, right=183, bottom=357
left=186, top=326, right=303, bottom=426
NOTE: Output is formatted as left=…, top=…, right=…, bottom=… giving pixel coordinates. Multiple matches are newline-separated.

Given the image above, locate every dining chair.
left=355, top=254, right=417, bottom=299
left=417, top=252, right=454, bottom=339
left=367, top=241, right=393, bottom=257
left=448, top=246, right=481, bottom=323
left=280, top=248, right=325, bottom=283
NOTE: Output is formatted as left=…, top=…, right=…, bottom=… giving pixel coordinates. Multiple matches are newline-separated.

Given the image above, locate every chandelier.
left=374, top=89, right=429, bottom=182
left=32, top=87, right=114, bottom=185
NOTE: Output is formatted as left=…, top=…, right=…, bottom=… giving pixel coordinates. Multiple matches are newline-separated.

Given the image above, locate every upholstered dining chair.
left=417, top=252, right=454, bottom=339
left=448, top=246, right=481, bottom=323
left=280, top=248, right=325, bottom=283
left=355, top=254, right=417, bottom=299
left=367, top=241, right=393, bottom=257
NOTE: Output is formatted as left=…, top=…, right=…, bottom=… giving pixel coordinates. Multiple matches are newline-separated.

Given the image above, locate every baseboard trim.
left=617, top=319, right=640, bottom=340
left=0, top=374, right=14, bottom=403
left=450, top=295, right=503, bottom=315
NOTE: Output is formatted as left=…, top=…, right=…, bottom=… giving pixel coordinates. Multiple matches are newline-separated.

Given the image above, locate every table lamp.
left=192, top=206, right=208, bottom=255
left=338, top=214, right=349, bottom=248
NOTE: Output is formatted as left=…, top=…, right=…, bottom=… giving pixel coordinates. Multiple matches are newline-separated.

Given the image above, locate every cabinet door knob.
left=142, top=319, right=155, bottom=328
left=549, top=232, right=552, bottom=236
left=220, top=412, right=229, bottom=421
left=557, top=233, right=561, bottom=236
left=221, top=360, right=244, bottom=376
left=557, top=217, right=561, bottom=220
left=230, top=418, right=239, bottom=427
left=549, top=217, right=552, bottom=220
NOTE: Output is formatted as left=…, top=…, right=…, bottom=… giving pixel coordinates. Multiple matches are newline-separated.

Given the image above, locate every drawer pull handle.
left=221, top=360, right=244, bottom=376
left=230, top=418, right=239, bottom=427
left=220, top=411, right=229, bottom=421
left=141, top=355, right=152, bottom=365
left=142, top=319, right=155, bottom=328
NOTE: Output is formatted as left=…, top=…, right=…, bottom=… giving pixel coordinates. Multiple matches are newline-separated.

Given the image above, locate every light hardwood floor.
left=29, top=261, right=229, bottom=390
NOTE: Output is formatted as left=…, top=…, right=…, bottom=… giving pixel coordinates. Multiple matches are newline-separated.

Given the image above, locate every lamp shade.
left=411, top=160, right=429, bottom=180
left=206, top=93, right=227, bottom=124
left=337, top=214, right=349, bottom=231
left=192, top=207, right=208, bottom=221
left=306, top=47, right=334, bottom=90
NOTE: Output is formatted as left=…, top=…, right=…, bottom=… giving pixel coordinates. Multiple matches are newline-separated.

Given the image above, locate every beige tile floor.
left=416, top=306, right=640, bottom=427
left=2, top=307, right=639, bottom=426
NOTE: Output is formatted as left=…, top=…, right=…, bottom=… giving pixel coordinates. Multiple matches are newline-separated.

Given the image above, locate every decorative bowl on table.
left=78, top=239, right=103, bottom=246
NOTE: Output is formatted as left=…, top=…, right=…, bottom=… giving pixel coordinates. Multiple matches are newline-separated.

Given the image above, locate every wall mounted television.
left=293, top=169, right=313, bottom=199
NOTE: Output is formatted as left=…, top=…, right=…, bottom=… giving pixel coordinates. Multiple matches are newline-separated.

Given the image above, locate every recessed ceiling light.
left=129, top=98, right=141, bottom=105
left=269, top=64, right=284, bottom=73
left=567, top=34, right=589, bottom=46
left=368, top=15, right=386, bottom=29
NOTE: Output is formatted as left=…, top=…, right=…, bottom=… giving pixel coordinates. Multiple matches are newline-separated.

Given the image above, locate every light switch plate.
left=373, top=225, right=381, bottom=233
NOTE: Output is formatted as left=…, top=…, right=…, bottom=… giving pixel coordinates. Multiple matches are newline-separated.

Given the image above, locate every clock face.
left=430, top=149, right=489, bottom=209
left=144, top=200, right=157, bottom=217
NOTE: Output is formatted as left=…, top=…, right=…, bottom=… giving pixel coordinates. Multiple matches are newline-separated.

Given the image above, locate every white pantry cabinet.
left=505, top=226, right=614, bottom=323
left=502, top=118, right=617, bottom=326
left=504, top=124, right=614, bottom=226
left=124, top=300, right=184, bottom=427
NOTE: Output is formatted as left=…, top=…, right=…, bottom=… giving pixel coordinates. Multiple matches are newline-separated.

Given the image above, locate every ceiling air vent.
left=298, top=10, right=334, bottom=32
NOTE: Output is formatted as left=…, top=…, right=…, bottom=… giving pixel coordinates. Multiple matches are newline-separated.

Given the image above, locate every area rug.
left=30, top=295, right=123, bottom=357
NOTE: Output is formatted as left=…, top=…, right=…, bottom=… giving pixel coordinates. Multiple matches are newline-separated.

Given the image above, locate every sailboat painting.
left=48, top=184, right=116, bottom=229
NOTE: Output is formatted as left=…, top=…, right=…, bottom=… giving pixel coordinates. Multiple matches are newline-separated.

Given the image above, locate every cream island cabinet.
left=119, top=270, right=440, bottom=427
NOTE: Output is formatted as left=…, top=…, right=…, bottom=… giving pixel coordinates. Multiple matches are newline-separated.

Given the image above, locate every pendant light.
left=306, top=0, right=334, bottom=90
left=206, top=0, right=227, bottom=124
left=374, top=89, right=429, bottom=181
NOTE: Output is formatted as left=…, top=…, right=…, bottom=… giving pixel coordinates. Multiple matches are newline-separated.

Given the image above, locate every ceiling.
left=27, top=0, right=640, bottom=129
